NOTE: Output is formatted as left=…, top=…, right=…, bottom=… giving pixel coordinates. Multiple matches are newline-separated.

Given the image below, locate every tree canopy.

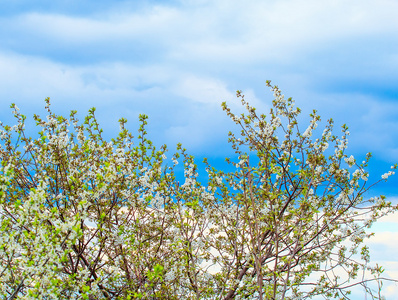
left=0, top=82, right=396, bottom=299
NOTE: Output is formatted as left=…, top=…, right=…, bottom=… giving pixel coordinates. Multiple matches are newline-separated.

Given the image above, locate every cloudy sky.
left=0, top=0, right=397, bottom=297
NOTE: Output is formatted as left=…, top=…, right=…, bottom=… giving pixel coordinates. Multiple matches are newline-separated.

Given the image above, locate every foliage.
left=0, top=82, right=396, bottom=299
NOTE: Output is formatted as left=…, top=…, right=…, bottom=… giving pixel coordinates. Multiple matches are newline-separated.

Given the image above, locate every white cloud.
left=4, top=0, right=398, bottom=65
left=169, top=0, right=398, bottom=64
left=8, top=6, right=181, bottom=44
left=171, top=75, right=234, bottom=105
left=359, top=211, right=398, bottom=297
left=0, top=51, right=255, bottom=154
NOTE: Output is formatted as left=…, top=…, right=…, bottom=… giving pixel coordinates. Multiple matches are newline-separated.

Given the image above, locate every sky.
left=0, top=0, right=398, bottom=297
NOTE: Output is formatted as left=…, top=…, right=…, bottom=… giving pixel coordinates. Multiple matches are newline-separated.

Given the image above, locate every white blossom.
left=344, top=155, right=355, bottom=167
left=381, top=171, right=395, bottom=180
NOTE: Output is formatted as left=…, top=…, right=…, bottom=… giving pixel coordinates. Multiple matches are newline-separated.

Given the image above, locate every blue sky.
left=1, top=0, right=398, bottom=297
